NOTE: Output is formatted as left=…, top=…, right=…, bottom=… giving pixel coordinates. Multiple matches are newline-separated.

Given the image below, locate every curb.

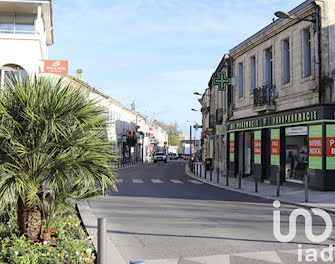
left=184, top=164, right=335, bottom=214
left=77, top=201, right=127, bottom=264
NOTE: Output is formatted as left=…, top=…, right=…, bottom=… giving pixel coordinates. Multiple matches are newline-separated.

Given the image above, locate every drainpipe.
left=316, top=5, right=322, bottom=103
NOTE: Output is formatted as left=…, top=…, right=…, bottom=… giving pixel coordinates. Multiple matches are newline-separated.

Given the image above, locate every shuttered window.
left=263, top=48, right=273, bottom=85
left=250, top=57, right=256, bottom=94
left=302, top=27, right=312, bottom=78
left=238, top=63, right=243, bottom=98
left=282, top=39, right=290, bottom=84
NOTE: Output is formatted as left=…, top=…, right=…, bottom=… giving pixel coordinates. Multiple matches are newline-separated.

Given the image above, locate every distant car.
left=178, top=154, right=183, bottom=159
left=183, top=154, right=190, bottom=160
left=169, top=153, right=178, bottom=160
left=153, top=152, right=167, bottom=163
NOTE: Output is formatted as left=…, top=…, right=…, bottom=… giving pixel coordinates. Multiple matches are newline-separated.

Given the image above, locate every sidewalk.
left=185, top=162, right=335, bottom=213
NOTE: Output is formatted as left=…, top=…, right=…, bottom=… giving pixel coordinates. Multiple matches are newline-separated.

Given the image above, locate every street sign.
left=193, top=123, right=203, bottom=130
left=212, top=72, right=231, bottom=91
left=216, top=125, right=227, bottom=135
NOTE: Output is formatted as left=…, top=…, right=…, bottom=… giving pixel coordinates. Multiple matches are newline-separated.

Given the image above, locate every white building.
left=0, top=0, right=53, bottom=83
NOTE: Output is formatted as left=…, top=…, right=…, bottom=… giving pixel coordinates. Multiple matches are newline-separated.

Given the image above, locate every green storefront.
left=227, top=104, right=335, bottom=191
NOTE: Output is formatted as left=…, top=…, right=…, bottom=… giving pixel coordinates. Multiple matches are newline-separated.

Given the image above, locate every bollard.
left=204, top=167, right=207, bottom=179
left=200, top=165, right=202, bottom=178
left=210, top=166, right=212, bottom=181
left=217, top=168, right=219, bottom=183
left=98, top=217, right=106, bottom=264
left=193, top=162, right=195, bottom=173
left=255, top=176, right=258, bottom=193
left=276, top=172, right=280, bottom=197
left=238, top=172, right=241, bottom=189
left=197, top=164, right=199, bottom=176
left=305, top=173, right=309, bottom=202
left=226, top=172, right=229, bottom=186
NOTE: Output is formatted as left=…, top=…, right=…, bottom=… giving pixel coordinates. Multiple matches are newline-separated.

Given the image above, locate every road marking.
left=232, top=251, right=283, bottom=264
left=116, top=179, right=123, bottom=183
left=170, top=179, right=184, bottom=184
left=151, top=179, right=164, bottom=183
left=132, top=179, right=144, bottom=183
left=189, top=180, right=204, bottom=184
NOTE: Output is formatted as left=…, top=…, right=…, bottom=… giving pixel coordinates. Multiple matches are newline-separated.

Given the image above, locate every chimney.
left=131, top=100, right=135, bottom=111
left=76, top=69, right=83, bottom=81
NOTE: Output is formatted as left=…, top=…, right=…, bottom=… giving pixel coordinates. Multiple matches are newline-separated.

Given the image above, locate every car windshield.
left=155, top=152, right=164, bottom=155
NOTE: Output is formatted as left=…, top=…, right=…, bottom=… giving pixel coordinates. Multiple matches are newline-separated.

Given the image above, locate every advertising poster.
left=271, top=129, right=280, bottom=165
left=326, top=125, right=335, bottom=170
left=230, top=133, right=235, bottom=162
left=254, top=130, right=261, bottom=164
left=309, top=125, right=322, bottom=169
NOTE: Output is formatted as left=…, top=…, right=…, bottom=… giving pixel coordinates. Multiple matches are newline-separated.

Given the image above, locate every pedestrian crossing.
left=114, top=178, right=203, bottom=185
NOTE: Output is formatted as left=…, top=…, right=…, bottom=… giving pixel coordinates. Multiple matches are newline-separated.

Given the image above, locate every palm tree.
left=0, top=73, right=117, bottom=242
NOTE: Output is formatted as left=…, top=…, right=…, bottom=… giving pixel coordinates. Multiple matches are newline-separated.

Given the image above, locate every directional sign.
left=212, top=72, right=231, bottom=91
left=193, top=123, right=203, bottom=130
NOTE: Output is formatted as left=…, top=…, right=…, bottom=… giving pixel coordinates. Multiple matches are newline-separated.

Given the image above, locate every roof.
left=229, top=0, right=318, bottom=53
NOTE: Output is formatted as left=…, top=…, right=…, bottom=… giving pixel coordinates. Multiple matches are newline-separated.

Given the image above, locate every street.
left=88, top=161, right=335, bottom=264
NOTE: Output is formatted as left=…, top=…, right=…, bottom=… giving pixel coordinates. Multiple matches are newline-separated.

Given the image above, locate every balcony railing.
left=253, top=84, right=276, bottom=108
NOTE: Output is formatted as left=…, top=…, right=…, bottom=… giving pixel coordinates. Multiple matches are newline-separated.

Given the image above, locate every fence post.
left=98, top=217, right=106, bottom=264
left=217, top=168, right=219, bottom=184
left=305, top=173, right=309, bottom=202
left=276, top=172, right=280, bottom=197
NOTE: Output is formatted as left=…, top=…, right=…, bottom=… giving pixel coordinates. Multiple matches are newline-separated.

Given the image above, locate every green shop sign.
left=254, top=130, right=261, bottom=164
left=230, top=120, right=260, bottom=130
left=309, top=125, right=323, bottom=170
left=271, top=129, right=280, bottom=166
left=271, top=111, right=317, bottom=125
left=229, top=132, right=235, bottom=162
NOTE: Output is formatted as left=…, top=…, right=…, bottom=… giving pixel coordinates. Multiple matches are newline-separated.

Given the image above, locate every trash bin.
left=205, top=158, right=212, bottom=170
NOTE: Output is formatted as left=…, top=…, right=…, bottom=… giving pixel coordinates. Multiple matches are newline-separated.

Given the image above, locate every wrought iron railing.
left=253, top=84, right=276, bottom=107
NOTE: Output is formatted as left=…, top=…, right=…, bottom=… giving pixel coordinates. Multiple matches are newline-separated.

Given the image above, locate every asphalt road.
left=88, top=160, right=335, bottom=264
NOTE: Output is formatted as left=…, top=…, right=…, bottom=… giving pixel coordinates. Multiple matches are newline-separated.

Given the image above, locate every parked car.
left=153, top=152, right=167, bottom=163
left=183, top=154, right=190, bottom=160
left=178, top=154, right=183, bottom=159
left=169, top=153, right=178, bottom=160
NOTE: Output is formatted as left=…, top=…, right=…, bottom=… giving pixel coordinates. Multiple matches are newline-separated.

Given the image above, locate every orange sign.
left=254, top=140, right=261, bottom=155
left=326, top=137, right=335, bottom=157
left=271, top=139, right=280, bottom=155
left=44, top=60, right=68, bottom=74
left=309, top=137, right=322, bottom=157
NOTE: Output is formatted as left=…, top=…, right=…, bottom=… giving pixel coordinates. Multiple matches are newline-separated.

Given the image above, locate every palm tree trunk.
left=17, top=197, right=42, bottom=242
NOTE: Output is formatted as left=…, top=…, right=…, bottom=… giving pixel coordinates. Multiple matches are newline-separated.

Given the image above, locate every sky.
left=49, top=0, right=304, bottom=136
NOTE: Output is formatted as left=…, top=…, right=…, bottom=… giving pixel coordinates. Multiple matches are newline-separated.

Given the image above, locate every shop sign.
left=230, top=120, right=260, bottom=130
left=271, top=129, right=280, bottom=165
left=326, top=125, right=335, bottom=170
left=216, top=125, right=227, bottom=135
left=254, top=131, right=261, bottom=164
left=44, top=60, right=68, bottom=74
left=229, top=132, right=235, bottom=162
left=272, top=111, right=317, bottom=125
left=285, top=126, right=307, bottom=136
left=309, top=125, right=323, bottom=170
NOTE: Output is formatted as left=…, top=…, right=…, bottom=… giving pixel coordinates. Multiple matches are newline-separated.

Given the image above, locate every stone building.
left=202, top=0, right=335, bottom=190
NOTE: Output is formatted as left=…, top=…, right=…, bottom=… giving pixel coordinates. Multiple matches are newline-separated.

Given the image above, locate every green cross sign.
left=193, top=123, right=203, bottom=130
left=212, top=72, right=231, bottom=91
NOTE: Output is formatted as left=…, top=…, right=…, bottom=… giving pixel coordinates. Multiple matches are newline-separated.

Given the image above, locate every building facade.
left=202, top=0, right=335, bottom=190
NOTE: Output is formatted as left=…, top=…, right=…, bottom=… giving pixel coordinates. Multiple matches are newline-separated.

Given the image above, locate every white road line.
left=116, top=179, right=123, bottom=183
left=151, top=179, right=164, bottom=183
left=189, top=180, right=204, bottom=184
left=170, top=179, right=184, bottom=184
left=132, top=179, right=144, bottom=183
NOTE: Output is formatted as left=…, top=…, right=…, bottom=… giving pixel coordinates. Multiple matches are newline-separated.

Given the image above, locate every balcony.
left=253, top=84, right=276, bottom=112
left=216, top=108, right=223, bottom=124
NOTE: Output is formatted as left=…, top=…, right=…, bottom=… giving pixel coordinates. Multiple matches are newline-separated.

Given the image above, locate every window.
left=250, top=57, right=256, bottom=94
left=238, top=63, right=243, bottom=98
left=264, top=48, right=273, bottom=85
left=302, top=28, right=312, bottom=78
left=0, top=14, right=34, bottom=34
left=282, top=39, right=290, bottom=84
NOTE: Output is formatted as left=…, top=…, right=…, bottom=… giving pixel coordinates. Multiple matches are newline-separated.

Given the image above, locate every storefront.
left=227, top=104, right=335, bottom=191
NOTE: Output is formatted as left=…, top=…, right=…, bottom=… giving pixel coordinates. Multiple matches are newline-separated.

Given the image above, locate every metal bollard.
left=98, top=217, right=106, bottom=264
left=238, top=172, right=241, bottom=189
left=200, top=165, right=202, bottom=178
left=210, top=166, right=212, bottom=181
left=305, top=173, right=309, bottom=202
left=226, top=172, right=229, bottom=186
left=217, top=168, right=219, bottom=183
left=276, top=172, right=280, bottom=197
left=255, top=176, right=258, bottom=193
left=205, top=167, right=207, bottom=179
left=196, top=164, right=199, bottom=176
